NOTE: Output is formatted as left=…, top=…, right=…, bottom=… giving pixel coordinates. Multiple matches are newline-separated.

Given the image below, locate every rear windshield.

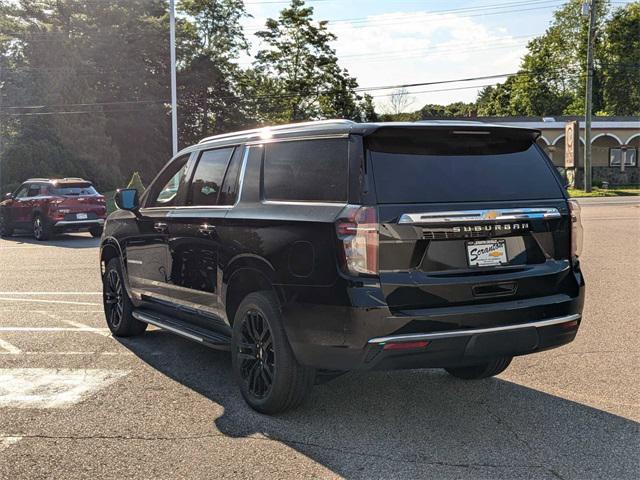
left=50, top=184, right=99, bottom=196
left=367, top=128, right=564, bottom=203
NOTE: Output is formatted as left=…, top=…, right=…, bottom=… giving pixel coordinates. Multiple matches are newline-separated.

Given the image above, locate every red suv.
left=0, top=178, right=107, bottom=240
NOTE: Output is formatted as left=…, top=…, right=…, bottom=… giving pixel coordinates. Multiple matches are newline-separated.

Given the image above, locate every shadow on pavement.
left=119, top=330, right=640, bottom=480
left=0, top=232, right=99, bottom=249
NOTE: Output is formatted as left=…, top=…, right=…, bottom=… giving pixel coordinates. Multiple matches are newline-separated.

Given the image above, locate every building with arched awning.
left=455, top=116, right=639, bottom=186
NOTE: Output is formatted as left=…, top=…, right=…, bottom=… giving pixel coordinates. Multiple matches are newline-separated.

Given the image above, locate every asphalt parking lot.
left=0, top=198, right=638, bottom=480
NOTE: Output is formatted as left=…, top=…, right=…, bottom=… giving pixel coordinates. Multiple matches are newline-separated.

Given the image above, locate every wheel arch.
left=223, top=255, right=280, bottom=326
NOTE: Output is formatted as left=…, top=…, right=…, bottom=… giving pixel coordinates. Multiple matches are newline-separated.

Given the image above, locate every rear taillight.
left=569, top=200, right=583, bottom=257
left=335, top=205, right=379, bottom=276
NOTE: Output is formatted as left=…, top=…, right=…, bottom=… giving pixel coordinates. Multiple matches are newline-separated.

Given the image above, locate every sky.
left=238, top=0, right=635, bottom=113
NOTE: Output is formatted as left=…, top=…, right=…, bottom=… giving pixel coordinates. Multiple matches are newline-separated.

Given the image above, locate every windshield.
left=50, top=184, right=99, bottom=196
left=367, top=128, right=564, bottom=204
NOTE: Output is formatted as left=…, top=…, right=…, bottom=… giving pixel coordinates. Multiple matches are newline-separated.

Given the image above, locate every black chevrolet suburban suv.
left=100, top=120, right=585, bottom=414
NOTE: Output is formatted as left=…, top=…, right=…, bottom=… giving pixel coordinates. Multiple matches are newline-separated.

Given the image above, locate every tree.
left=253, top=0, right=361, bottom=123
left=387, top=88, right=415, bottom=115
left=177, top=0, right=252, bottom=144
left=601, top=2, right=640, bottom=115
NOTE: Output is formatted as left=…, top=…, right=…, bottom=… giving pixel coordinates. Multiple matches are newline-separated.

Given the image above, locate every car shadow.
left=117, top=331, right=639, bottom=480
left=0, top=232, right=99, bottom=249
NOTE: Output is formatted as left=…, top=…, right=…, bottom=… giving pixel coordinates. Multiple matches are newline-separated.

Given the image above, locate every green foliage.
left=126, top=172, right=146, bottom=195
left=601, top=2, right=640, bottom=115
left=252, top=0, right=363, bottom=123
left=420, top=102, right=476, bottom=118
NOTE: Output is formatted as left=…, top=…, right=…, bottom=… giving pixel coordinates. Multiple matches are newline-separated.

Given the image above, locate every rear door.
left=366, top=127, right=572, bottom=326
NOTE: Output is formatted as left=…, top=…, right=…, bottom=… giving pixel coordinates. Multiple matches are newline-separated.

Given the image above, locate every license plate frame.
left=76, top=213, right=88, bottom=220
left=466, top=239, right=508, bottom=267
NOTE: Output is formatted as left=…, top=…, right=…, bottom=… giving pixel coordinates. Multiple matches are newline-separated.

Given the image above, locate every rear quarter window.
left=263, top=138, right=348, bottom=202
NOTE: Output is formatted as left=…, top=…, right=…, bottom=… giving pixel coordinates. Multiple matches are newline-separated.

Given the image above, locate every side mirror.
left=3, top=192, right=13, bottom=200
left=114, top=188, right=140, bottom=211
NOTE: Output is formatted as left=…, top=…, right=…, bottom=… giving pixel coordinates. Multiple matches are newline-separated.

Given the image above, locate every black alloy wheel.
left=102, top=258, right=146, bottom=337
left=237, top=309, right=276, bottom=400
left=232, top=291, right=314, bottom=414
left=104, top=268, right=124, bottom=330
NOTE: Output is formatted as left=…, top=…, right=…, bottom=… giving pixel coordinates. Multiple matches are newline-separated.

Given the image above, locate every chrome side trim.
left=54, top=219, right=105, bottom=226
left=262, top=200, right=347, bottom=207
left=132, top=311, right=204, bottom=343
left=368, top=314, right=581, bottom=344
left=245, top=133, right=349, bottom=146
left=398, top=208, right=562, bottom=224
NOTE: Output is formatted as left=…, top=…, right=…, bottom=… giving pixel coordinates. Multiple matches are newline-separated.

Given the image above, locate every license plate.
left=466, top=239, right=508, bottom=267
left=76, top=213, right=88, bottom=220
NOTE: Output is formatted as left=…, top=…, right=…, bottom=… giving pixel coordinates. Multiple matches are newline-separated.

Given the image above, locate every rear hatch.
left=365, top=126, right=575, bottom=323
left=49, top=183, right=106, bottom=220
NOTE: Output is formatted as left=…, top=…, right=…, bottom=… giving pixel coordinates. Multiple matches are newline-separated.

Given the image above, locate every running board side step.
left=132, top=309, right=232, bottom=351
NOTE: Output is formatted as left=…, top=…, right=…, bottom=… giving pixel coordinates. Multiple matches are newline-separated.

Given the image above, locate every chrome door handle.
left=198, top=224, right=216, bottom=234
left=154, top=222, right=168, bottom=233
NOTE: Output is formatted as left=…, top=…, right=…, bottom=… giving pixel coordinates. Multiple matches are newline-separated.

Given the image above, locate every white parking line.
left=0, top=351, right=131, bottom=356
left=0, top=327, right=110, bottom=333
left=0, top=298, right=101, bottom=306
left=0, top=436, right=22, bottom=452
left=0, top=292, right=102, bottom=295
left=0, top=338, right=21, bottom=354
left=0, top=368, right=128, bottom=409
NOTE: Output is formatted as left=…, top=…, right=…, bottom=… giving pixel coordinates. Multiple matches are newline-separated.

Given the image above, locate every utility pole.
left=169, top=0, right=178, bottom=156
left=583, top=0, right=597, bottom=192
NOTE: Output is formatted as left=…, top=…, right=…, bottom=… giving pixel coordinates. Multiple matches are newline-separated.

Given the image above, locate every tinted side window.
left=189, top=147, right=234, bottom=206
left=27, top=184, right=42, bottom=197
left=147, top=154, right=191, bottom=207
left=263, top=139, right=348, bottom=202
left=218, top=147, right=244, bottom=206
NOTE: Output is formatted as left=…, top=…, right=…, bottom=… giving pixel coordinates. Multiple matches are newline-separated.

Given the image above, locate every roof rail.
left=25, top=178, right=51, bottom=182
left=198, top=119, right=356, bottom=144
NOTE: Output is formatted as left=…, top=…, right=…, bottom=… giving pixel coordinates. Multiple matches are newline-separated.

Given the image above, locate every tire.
left=89, top=226, right=103, bottom=238
left=231, top=291, right=315, bottom=414
left=33, top=214, right=53, bottom=241
left=444, top=357, right=513, bottom=380
left=103, top=258, right=147, bottom=337
left=0, top=212, right=13, bottom=237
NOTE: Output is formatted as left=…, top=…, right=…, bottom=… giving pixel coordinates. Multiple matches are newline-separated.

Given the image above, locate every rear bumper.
left=285, top=268, right=584, bottom=371
left=362, top=313, right=580, bottom=371
left=54, top=219, right=104, bottom=229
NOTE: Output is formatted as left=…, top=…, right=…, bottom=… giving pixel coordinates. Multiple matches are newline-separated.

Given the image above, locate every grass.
left=568, top=187, right=640, bottom=197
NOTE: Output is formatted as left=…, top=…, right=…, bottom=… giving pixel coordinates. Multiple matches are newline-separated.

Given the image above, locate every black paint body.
left=100, top=121, right=585, bottom=371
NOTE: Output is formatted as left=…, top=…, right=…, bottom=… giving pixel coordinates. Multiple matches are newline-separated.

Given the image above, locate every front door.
left=11, top=184, right=34, bottom=226
left=163, top=145, right=240, bottom=328
left=123, top=154, right=193, bottom=302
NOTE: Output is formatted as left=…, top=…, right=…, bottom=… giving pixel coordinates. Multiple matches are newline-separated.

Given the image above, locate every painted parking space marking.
left=0, top=297, right=101, bottom=306
left=0, top=436, right=22, bottom=452
left=0, top=338, right=21, bottom=354
left=0, top=292, right=102, bottom=295
left=0, top=327, right=109, bottom=333
left=0, top=368, right=128, bottom=409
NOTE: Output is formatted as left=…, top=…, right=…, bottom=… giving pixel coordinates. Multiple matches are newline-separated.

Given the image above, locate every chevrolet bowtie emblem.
left=484, top=210, right=498, bottom=220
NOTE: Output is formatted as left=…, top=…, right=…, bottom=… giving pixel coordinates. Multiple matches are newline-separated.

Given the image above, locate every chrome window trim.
left=398, top=208, right=562, bottom=224
left=140, top=146, right=250, bottom=215
left=368, top=313, right=581, bottom=344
